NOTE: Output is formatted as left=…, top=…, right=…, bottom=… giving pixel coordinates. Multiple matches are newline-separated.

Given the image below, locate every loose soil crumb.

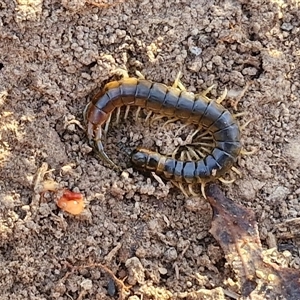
left=0, top=0, right=300, bottom=299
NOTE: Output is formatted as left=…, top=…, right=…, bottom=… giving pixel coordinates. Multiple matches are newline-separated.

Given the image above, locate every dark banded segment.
left=85, top=77, right=242, bottom=182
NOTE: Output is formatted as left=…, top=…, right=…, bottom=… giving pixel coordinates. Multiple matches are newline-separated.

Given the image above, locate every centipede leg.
left=188, top=184, right=199, bottom=197
left=216, top=88, right=228, bottom=104
left=194, top=149, right=206, bottom=158
left=83, top=102, right=92, bottom=124
left=192, top=127, right=214, bottom=141
left=179, top=184, right=190, bottom=198
left=171, top=181, right=189, bottom=198
left=180, top=149, right=187, bottom=160
left=95, top=125, right=102, bottom=142
left=171, top=147, right=180, bottom=159
left=145, top=111, right=153, bottom=122
left=232, top=81, right=251, bottom=110
left=201, top=84, right=215, bottom=97
left=87, top=122, right=94, bottom=145
left=218, top=177, right=235, bottom=184
left=192, top=141, right=215, bottom=148
left=200, top=183, right=207, bottom=199
left=114, top=68, right=129, bottom=78
left=240, top=147, right=258, bottom=155
left=190, top=127, right=201, bottom=140
left=124, top=105, right=130, bottom=120
left=150, top=115, right=164, bottom=124
left=115, top=107, right=121, bottom=124
left=231, top=166, right=242, bottom=177
left=239, top=118, right=254, bottom=131
left=151, top=172, right=165, bottom=186
left=172, top=71, right=186, bottom=91
left=135, top=70, right=145, bottom=79
left=196, top=135, right=215, bottom=141
left=104, top=113, right=112, bottom=137
left=201, top=146, right=213, bottom=154
left=233, top=112, right=248, bottom=118
left=184, top=150, right=193, bottom=161
left=163, top=117, right=179, bottom=127
left=135, top=107, right=141, bottom=121
left=175, top=123, right=190, bottom=136
left=186, top=146, right=201, bottom=160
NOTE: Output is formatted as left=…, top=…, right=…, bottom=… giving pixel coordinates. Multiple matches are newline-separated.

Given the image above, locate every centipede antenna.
left=145, top=111, right=153, bottom=122
left=115, top=107, right=121, bottom=124
left=124, top=105, right=130, bottom=120
left=216, top=88, right=228, bottom=104
left=135, top=107, right=141, bottom=121
left=104, top=113, right=111, bottom=136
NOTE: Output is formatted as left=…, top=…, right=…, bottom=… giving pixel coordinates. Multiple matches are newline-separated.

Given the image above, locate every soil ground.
left=0, top=0, right=300, bottom=299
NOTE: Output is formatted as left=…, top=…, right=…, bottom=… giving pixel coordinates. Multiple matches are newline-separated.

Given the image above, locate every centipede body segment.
left=84, top=76, right=242, bottom=197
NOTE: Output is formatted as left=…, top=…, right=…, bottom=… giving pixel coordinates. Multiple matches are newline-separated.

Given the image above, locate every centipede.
left=84, top=72, right=245, bottom=197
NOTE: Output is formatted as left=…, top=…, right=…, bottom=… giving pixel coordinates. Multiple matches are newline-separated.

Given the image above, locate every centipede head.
left=131, top=147, right=164, bottom=174
left=130, top=148, right=147, bottom=169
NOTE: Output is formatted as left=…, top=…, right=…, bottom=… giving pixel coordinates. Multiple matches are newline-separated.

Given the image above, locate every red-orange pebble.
left=57, top=190, right=84, bottom=215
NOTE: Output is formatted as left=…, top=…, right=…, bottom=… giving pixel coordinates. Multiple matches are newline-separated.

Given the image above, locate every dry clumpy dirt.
left=0, top=0, right=300, bottom=299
